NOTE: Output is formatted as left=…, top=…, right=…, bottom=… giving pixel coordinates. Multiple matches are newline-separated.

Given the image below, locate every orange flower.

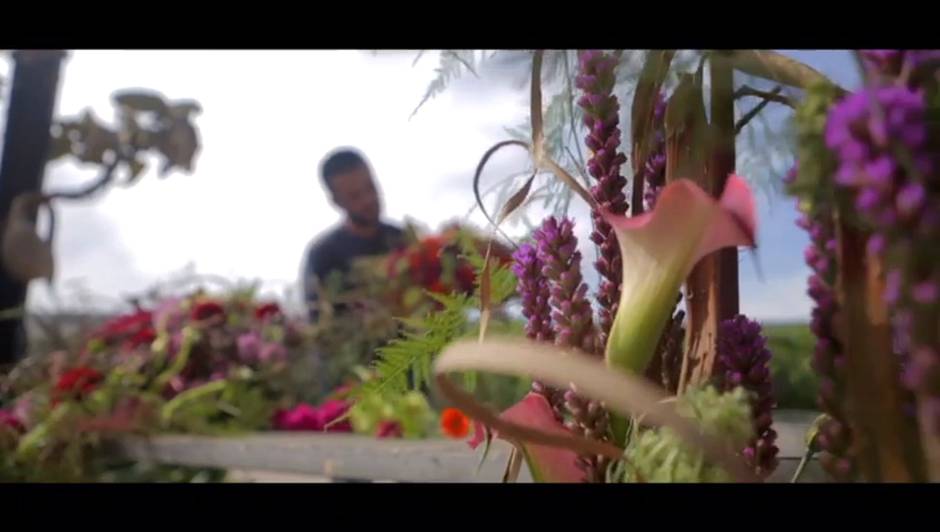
left=440, top=407, right=471, bottom=439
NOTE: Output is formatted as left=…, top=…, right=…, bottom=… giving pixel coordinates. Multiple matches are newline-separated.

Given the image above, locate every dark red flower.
left=254, top=302, right=282, bottom=320
left=128, top=327, right=157, bottom=349
left=98, top=310, right=152, bottom=337
left=0, top=409, right=24, bottom=433
left=92, top=310, right=154, bottom=349
left=191, top=301, right=225, bottom=322
left=427, top=280, right=448, bottom=294
left=456, top=263, right=476, bottom=294
left=54, top=367, right=103, bottom=403
left=408, top=237, right=444, bottom=287
left=376, top=420, right=403, bottom=439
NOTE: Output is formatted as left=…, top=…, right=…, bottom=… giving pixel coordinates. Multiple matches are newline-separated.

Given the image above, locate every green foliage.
left=160, top=370, right=275, bottom=435
left=765, top=324, right=819, bottom=410
left=616, top=386, right=754, bottom=483
left=349, top=388, right=436, bottom=438
left=789, top=81, right=843, bottom=214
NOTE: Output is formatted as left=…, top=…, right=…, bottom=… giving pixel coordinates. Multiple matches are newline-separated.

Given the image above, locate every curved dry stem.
left=436, top=375, right=624, bottom=460
left=531, top=50, right=544, bottom=148
left=473, top=139, right=530, bottom=242
left=434, top=338, right=757, bottom=482
left=540, top=157, right=599, bottom=212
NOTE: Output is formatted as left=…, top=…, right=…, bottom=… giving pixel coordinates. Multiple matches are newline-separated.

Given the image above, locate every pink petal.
left=695, top=174, right=757, bottom=264
left=602, top=175, right=756, bottom=267
left=467, top=419, right=487, bottom=449
left=477, top=393, right=584, bottom=483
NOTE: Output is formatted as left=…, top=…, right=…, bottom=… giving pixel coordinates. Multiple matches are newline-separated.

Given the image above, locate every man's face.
left=329, top=164, right=381, bottom=226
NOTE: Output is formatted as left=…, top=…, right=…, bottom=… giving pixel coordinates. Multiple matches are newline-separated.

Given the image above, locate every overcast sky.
left=0, top=50, right=861, bottom=322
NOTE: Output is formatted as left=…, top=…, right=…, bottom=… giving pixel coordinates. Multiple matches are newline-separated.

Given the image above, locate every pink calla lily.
left=604, top=175, right=757, bottom=374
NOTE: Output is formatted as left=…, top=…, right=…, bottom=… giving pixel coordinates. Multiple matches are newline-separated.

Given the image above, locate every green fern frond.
left=411, top=50, right=486, bottom=119
left=353, top=238, right=520, bottom=403
left=356, top=292, right=473, bottom=401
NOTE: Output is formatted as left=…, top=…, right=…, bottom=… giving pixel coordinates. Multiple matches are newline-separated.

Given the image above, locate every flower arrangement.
left=423, top=49, right=940, bottom=484
left=380, top=221, right=514, bottom=317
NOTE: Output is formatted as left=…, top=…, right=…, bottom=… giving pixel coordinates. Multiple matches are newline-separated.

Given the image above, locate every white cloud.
left=740, top=273, right=812, bottom=323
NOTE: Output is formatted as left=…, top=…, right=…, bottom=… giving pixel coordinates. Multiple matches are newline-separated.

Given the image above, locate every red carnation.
left=54, top=366, right=103, bottom=403
left=191, top=300, right=225, bottom=322
left=456, top=263, right=476, bottom=294
left=128, top=327, right=157, bottom=349
left=428, top=280, right=447, bottom=294
left=92, top=310, right=155, bottom=349
left=254, top=302, right=282, bottom=320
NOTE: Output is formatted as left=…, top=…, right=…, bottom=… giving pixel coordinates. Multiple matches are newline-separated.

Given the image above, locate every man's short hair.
left=320, top=148, right=368, bottom=193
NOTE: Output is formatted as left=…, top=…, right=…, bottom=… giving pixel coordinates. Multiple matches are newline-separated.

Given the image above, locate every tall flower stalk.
left=798, top=207, right=856, bottom=480
left=576, top=50, right=629, bottom=346
left=715, top=314, right=779, bottom=478
left=533, top=216, right=611, bottom=482
left=512, top=243, right=564, bottom=418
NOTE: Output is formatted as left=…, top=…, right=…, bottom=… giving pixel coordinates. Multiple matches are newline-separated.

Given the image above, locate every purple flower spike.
left=716, top=314, right=780, bottom=478
left=533, top=215, right=609, bottom=482
left=577, top=50, right=628, bottom=347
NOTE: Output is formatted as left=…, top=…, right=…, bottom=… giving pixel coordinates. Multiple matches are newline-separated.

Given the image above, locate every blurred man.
left=301, top=148, right=405, bottom=321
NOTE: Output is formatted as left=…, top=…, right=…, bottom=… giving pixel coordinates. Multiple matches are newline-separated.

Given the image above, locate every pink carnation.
left=272, top=403, right=322, bottom=431
left=271, top=400, right=353, bottom=433
left=0, top=409, right=24, bottom=433
left=317, top=399, right=352, bottom=432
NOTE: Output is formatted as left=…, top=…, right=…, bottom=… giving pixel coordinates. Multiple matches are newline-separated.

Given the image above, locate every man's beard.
left=348, top=212, right=379, bottom=228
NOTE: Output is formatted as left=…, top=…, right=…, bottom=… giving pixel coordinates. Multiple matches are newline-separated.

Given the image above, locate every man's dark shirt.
left=302, top=222, right=405, bottom=321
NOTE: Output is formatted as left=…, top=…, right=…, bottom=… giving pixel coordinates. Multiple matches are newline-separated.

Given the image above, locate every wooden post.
left=663, top=74, right=713, bottom=394
left=672, top=55, right=740, bottom=392
left=709, top=54, right=739, bottom=322
left=0, top=50, right=66, bottom=367
left=835, top=216, right=923, bottom=482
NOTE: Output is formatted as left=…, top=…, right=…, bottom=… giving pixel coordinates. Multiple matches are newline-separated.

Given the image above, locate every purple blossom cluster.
left=824, top=71, right=940, bottom=437
left=511, top=243, right=565, bottom=418
left=576, top=50, right=629, bottom=345
left=861, top=49, right=940, bottom=81
left=534, top=217, right=599, bottom=355
left=715, top=314, right=779, bottom=478
left=511, top=243, right=555, bottom=344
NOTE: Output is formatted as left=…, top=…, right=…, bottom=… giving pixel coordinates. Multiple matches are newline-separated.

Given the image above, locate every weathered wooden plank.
left=108, top=410, right=825, bottom=483
left=110, top=433, right=532, bottom=483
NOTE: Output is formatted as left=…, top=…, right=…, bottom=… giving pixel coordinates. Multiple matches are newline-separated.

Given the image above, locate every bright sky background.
left=0, top=50, right=862, bottom=322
